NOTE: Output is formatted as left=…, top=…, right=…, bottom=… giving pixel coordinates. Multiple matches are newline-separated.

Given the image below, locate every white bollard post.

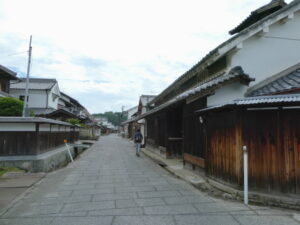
left=243, top=145, right=248, bottom=205
left=64, top=140, right=74, bottom=162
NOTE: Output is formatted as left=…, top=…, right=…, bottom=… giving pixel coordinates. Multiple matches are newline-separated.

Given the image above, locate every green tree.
left=66, top=118, right=81, bottom=125
left=93, top=111, right=126, bottom=126
left=0, top=97, right=23, bottom=116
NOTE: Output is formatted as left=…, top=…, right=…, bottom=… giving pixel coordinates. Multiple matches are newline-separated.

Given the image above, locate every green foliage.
left=29, top=109, right=36, bottom=117
left=66, top=118, right=81, bottom=125
left=66, top=118, right=86, bottom=127
left=93, top=111, right=126, bottom=126
left=0, top=97, right=23, bottom=116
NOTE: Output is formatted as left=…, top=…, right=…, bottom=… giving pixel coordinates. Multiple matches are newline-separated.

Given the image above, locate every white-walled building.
left=10, top=78, right=60, bottom=110
left=122, top=105, right=138, bottom=138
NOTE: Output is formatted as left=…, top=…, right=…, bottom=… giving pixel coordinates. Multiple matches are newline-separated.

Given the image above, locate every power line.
left=0, top=50, right=28, bottom=58
left=263, top=35, right=300, bottom=42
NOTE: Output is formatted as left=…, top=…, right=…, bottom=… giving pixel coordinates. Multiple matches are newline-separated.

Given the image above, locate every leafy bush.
left=0, top=97, right=23, bottom=116
left=29, top=109, right=36, bottom=117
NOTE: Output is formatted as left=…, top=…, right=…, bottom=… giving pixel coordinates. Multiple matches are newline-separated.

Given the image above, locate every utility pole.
left=22, top=35, right=32, bottom=117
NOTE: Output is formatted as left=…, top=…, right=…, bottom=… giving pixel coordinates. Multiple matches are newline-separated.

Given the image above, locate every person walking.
left=134, top=129, right=143, bottom=157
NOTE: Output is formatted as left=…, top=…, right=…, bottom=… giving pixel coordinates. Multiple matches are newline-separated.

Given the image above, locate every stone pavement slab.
left=0, top=188, right=26, bottom=210
left=0, top=172, right=45, bottom=188
left=174, top=215, right=240, bottom=225
left=233, top=215, right=300, bottom=225
left=0, top=135, right=299, bottom=225
left=113, top=215, right=175, bottom=225
left=51, top=216, right=113, bottom=225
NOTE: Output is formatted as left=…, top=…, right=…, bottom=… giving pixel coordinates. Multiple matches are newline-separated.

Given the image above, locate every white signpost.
left=243, top=145, right=248, bottom=205
left=64, top=140, right=74, bottom=163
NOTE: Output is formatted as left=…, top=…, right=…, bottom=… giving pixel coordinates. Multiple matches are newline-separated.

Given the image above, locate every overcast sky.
left=0, top=0, right=293, bottom=113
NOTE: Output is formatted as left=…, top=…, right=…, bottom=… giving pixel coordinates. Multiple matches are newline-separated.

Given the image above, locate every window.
left=19, top=95, right=29, bottom=101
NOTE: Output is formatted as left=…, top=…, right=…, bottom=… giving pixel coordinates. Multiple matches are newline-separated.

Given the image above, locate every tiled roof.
left=0, top=117, right=72, bottom=126
left=33, top=108, right=56, bottom=115
left=235, top=93, right=300, bottom=105
left=196, top=94, right=300, bottom=113
left=10, top=78, right=57, bottom=90
left=0, top=65, right=19, bottom=80
left=229, top=0, right=286, bottom=35
left=0, top=91, right=13, bottom=97
left=135, top=66, right=254, bottom=119
left=248, top=68, right=300, bottom=96
left=149, top=0, right=300, bottom=106
left=33, top=108, right=78, bottom=118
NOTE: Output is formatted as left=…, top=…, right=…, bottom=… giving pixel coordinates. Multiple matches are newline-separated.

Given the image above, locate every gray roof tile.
left=133, top=66, right=254, bottom=120
left=229, top=0, right=286, bottom=35
left=10, top=78, right=57, bottom=90
left=196, top=94, right=300, bottom=113
left=249, top=68, right=300, bottom=96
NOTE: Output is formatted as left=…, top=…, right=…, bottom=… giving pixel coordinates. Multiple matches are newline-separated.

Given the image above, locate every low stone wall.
left=0, top=144, right=87, bottom=172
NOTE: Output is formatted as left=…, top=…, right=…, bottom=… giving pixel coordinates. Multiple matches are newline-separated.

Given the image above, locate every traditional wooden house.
left=122, top=105, right=138, bottom=138
left=0, top=65, right=20, bottom=97
left=10, top=78, right=62, bottom=116
left=9, top=80, right=94, bottom=123
left=137, top=95, right=156, bottom=146
left=138, top=0, right=300, bottom=196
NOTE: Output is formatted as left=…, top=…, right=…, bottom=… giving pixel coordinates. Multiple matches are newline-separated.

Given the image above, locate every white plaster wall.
left=47, top=84, right=60, bottom=109
left=0, top=123, right=35, bottom=131
left=207, top=82, right=248, bottom=106
left=231, top=11, right=300, bottom=87
left=127, top=106, right=138, bottom=119
left=142, top=107, right=147, bottom=114
left=10, top=89, right=47, bottom=108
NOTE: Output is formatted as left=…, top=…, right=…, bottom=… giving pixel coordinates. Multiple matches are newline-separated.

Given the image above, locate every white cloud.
left=0, top=0, right=293, bottom=113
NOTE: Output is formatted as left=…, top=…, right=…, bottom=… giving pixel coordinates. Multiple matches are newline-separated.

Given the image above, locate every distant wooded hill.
left=93, top=111, right=126, bottom=126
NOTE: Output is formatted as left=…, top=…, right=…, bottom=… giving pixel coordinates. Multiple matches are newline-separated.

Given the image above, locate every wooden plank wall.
left=0, top=132, right=38, bottom=155
left=0, top=125, right=79, bottom=156
left=205, top=108, right=300, bottom=194
left=243, top=109, right=300, bottom=194
left=282, top=110, right=300, bottom=194
left=157, top=112, right=167, bottom=147
left=166, top=106, right=183, bottom=158
left=146, top=113, right=167, bottom=148
left=183, top=98, right=206, bottom=158
left=206, top=110, right=242, bottom=187
left=38, top=131, right=78, bottom=154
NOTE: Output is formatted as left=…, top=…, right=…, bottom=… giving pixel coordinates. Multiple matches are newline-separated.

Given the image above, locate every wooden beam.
left=184, top=153, right=205, bottom=168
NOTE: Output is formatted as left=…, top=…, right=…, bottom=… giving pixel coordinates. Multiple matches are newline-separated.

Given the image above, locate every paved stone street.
left=0, top=135, right=299, bottom=225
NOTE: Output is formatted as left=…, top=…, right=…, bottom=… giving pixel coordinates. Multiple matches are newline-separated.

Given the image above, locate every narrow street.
left=0, top=135, right=299, bottom=225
